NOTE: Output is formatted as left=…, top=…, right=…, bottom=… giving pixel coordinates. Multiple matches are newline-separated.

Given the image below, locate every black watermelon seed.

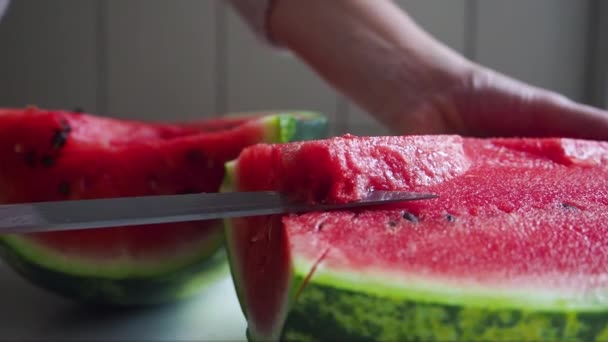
left=315, top=222, right=325, bottom=232
left=401, top=212, right=419, bottom=223
left=51, top=119, right=72, bottom=149
left=61, top=120, right=72, bottom=133
left=446, top=214, right=456, bottom=222
left=58, top=182, right=70, bottom=196
left=51, top=130, right=69, bottom=149
left=41, top=155, right=55, bottom=167
left=561, top=202, right=580, bottom=210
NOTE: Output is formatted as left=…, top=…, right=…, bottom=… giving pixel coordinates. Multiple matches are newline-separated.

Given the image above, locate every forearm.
left=268, top=0, right=473, bottom=129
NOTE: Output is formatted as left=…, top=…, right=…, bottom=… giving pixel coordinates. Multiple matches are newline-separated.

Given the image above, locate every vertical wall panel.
left=604, top=65, right=608, bottom=109
left=399, top=0, right=468, bottom=52
left=594, top=1, right=608, bottom=108
left=105, top=0, right=216, bottom=121
left=584, top=0, right=608, bottom=108
left=347, top=0, right=468, bottom=136
left=0, top=0, right=98, bottom=112
left=224, top=2, right=341, bottom=133
left=475, top=0, right=589, bottom=102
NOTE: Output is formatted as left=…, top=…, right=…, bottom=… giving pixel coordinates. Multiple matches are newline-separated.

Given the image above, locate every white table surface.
left=0, top=262, right=247, bottom=341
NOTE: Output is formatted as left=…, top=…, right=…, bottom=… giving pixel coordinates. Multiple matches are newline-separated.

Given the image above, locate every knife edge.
left=0, top=191, right=438, bottom=234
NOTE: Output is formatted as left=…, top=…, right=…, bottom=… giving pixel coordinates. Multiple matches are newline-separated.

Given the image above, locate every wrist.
left=268, top=0, right=477, bottom=131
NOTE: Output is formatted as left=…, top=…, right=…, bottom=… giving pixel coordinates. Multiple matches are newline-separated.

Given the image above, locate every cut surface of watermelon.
left=224, top=134, right=608, bottom=341
left=0, top=107, right=327, bottom=306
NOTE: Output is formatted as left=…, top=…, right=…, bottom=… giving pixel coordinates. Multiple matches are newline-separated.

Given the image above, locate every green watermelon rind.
left=259, top=111, right=328, bottom=144
left=0, top=111, right=328, bottom=306
left=0, top=238, right=229, bottom=306
left=280, top=271, right=608, bottom=341
left=0, top=228, right=224, bottom=278
left=292, top=257, right=608, bottom=312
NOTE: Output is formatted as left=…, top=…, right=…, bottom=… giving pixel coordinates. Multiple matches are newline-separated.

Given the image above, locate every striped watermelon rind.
left=0, top=236, right=228, bottom=306
left=280, top=259, right=608, bottom=341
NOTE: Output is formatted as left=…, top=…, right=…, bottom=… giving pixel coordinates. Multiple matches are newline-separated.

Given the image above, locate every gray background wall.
left=0, top=0, right=606, bottom=136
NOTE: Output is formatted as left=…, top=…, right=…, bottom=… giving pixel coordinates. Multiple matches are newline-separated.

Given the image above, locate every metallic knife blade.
left=0, top=190, right=438, bottom=234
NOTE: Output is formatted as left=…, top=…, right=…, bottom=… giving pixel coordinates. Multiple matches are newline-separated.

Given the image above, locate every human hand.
left=268, top=0, right=608, bottom=141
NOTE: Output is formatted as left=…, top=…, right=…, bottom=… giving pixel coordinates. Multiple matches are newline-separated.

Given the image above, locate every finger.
left=527, top=93, right=608, bottom=140
left=461, top=69, right=608, bottom=140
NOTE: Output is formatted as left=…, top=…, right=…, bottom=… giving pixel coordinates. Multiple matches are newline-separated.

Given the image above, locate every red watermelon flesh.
left=226, top=134, right=608, bottom=339
left=0, top=107, right=273, bottom=261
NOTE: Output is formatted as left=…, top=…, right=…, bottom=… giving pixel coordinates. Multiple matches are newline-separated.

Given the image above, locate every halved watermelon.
left=0, top=107, right=327, bottom=306
left=223, top=134, right=608, bottom=341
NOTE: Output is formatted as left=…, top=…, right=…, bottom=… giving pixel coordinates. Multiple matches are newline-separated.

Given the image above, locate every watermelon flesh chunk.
left=0, top=107, right=327, bottom=306
left=224, top=134, right=608, bottom=341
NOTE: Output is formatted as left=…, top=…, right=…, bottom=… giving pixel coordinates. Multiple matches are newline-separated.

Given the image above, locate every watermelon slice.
left=223, top=134, right=608, bottom=341
left=0, top=107, right=327, bottom=306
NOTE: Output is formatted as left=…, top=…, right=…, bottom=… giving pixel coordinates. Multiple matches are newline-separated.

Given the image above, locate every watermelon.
left=0, top=106, right=327, bottom=306
left=223, top=134, right=608, bottom=341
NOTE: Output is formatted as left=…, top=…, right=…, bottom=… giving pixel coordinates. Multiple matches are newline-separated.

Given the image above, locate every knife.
left=0, top=191, right=438, bottom=234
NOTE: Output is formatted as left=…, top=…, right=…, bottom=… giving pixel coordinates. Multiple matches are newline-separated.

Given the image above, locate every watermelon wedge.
left=223, top=134, right=608, bottom=341
left=0, top=107, right=327, bottom=306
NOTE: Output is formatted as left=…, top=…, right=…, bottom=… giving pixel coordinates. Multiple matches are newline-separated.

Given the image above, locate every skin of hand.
left=268, top=0, right=608, bottom=140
